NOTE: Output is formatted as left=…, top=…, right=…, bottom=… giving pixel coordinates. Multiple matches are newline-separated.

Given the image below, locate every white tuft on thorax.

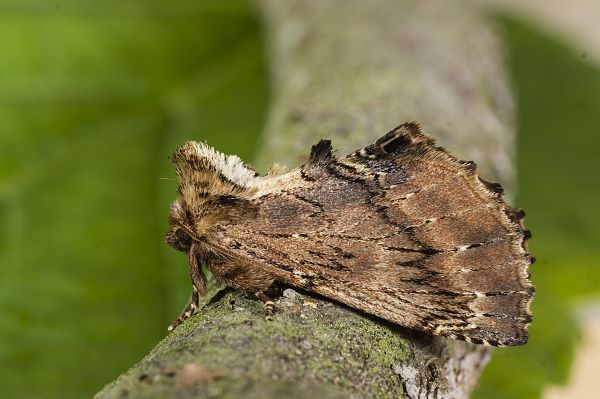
left=192, top=142, right=259, bottom=188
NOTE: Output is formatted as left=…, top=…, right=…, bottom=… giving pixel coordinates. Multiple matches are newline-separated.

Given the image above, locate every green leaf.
left=0, top=1, right=267, bottom=398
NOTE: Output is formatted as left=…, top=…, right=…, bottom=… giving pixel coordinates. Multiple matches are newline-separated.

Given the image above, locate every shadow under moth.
left=165, top=122, right=534, bottom=346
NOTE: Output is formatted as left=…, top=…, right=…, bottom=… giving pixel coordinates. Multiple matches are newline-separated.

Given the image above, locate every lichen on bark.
left=96, top=289, right=490, bottom=399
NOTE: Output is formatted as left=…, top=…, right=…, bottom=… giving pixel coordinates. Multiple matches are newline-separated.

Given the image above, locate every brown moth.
left=165, top=122, right=534, bottom=346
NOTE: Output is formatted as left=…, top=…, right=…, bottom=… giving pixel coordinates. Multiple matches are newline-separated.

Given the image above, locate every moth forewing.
left=166, top=122, right=534, bottom=346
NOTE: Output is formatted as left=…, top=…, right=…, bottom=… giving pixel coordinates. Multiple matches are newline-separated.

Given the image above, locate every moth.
left=165, top=122, right=534, bottom=346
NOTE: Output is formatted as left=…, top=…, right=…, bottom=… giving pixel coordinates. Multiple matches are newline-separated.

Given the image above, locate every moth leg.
left=168, top=288, right=199, bottom=331
left=205, top=255, right=279, bottom=320
left=188, top=244, right=207, bottom=298
left=168, top=244, right=207, bottom=332
left=256, top=292, right=275, bottom=321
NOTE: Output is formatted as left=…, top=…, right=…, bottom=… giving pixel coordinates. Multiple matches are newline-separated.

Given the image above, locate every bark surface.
left=96, top=1, right=515, bottom=398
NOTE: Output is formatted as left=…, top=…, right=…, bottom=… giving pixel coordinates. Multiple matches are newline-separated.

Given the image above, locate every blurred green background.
left=0, top=1, right=598, bottom=398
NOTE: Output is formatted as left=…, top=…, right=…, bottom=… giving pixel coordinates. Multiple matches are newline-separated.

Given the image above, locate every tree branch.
left=96, top=1, right=515, bottom=398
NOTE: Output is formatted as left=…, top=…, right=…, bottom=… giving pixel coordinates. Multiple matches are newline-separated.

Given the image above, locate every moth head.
left=165, top=200, right=195, bottom=252
left=165, top=141, right=260, bottom=251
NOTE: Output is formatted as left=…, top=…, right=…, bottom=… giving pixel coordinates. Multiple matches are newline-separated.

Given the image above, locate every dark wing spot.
left=380, top=133, right=412, bottom=154
left=479, top=178, right=504, bottom=195
left=308, top=140, right=334, bottom=165
left=217, top=195, right=239, bottom=205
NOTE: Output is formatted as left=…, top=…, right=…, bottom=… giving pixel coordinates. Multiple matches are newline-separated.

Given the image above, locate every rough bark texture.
left=96, top=1, right=515, bottom=398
